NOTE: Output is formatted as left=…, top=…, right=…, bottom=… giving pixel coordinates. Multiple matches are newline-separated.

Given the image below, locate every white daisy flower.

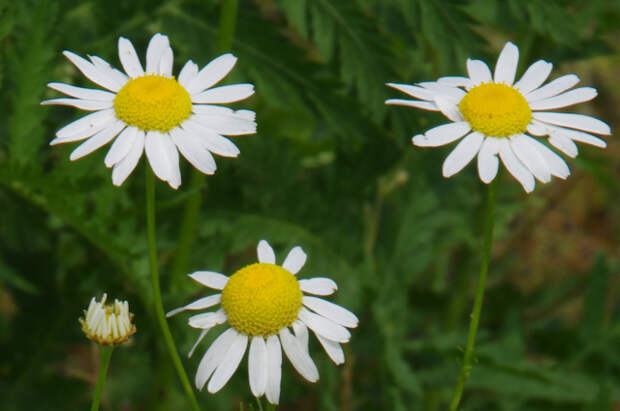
left=386, top=42, right=611, bottom=193
left=42, top=33, right=256, bottom=189
left=79, top=293, right=136, bottom=345
left=167, top=240, right=358, bottom=404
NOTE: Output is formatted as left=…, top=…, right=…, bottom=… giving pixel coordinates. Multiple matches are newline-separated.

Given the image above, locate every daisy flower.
left=79, top=294, right=136, bottom=345
left=386, top=42, right=611, bottom=192
left=167, top=240, right=358, bottom=404
left=42, top=33, right=256, bottom=189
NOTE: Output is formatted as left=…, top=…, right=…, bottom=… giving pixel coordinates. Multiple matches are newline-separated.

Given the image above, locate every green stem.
left=171, top=0, right=240, bottom=286
left=145, top=168, right=201, bottom=411
left=90, top=345, right=114, bottom=411
left=449, top=181, right=496, bottom=411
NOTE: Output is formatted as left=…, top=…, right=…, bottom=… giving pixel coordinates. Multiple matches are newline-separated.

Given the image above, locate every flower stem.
left=449, top=180, right=496, bottom=410
left=145, top=168, right=200, bottom=411
left=90, top=345, right=114, bottom=411
left=171, top=0, right=240, bottom=286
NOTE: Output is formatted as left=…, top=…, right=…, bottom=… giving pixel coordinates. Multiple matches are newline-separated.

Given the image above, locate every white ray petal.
left=145, top=131, right=181, bottom=189
left=192, top=112, right=256, bottom=136
left=69, top=120, right=125, bottom=160
left=188, top=328, right=209, bottom=358
left=493, top=42, right=519, bottom=85
left=548, top=134, right=578, bottom=158
left=257, top=240, right=276, bottom=264
left=178, top=60, right=199, bottom=87
left=282, top=246, right=307, bottom=274
left=166, top=294, right=222, bottom=317
left=525, top=137, right=570, bottom=179
left=279, top=328, right=319, bottom=382
left=63, top=51, right=121, bottom=91
left=249, top=337, right=268, bottom=397
left=185, top=53, right=238, bottom=95
left=498, top=138, right=535, bottom=193
left=437, top=76, right=474, bottom=88
left=529, top=87, right=597, bottom=110
left=384, top=99, right=439, bottom=111
left=47, top=82, right=116, bottom=101
left=467, top=59, right=492, bottom=85
left=477, top=137, right=500, bottom=184
left=298, top=277, right=338, bottom=296
left=112, top=130, right=145, bottom=186
left=208, top=332, right=248, bottom=393
left=298, top=307, right=350, bottom=343
left=145, top=33, right=170, bottom=75
left=510, top=135, right=552, bottom=183
left=41, top=98, right=113, bottom=111
left=533, top=112, right=611, bottom=135
left=88, top=55, right=128, bottom=88
left=442, top=131, right=484, bottom=178
left=188, top=271, right=229, bottom=289
left=181, top=120, right=240, bottom=158
left=412, top=121, right=471, bottom=147
left=513, top=60, right=552, bottom=95
left=195, top=328, right=237, bottom=390
left=434, top=96, right=463, bottom=122
left=526, top=121, right=548, bottom=136
left=54, top=108, right=116, bottom=140
left=159, top=47, right=174, bottom=78
left=118, top=37, right=144, bottom=78
left=385, top=83, right=434, bottom=100
left=303, top=296, right=358, bottom=328
left=292, top=320, right=309, bottom=351
left=105, top=126, right=138, bottom=167
left=525, top=74, right=580, bottom=102
left=192, top=84, right=255, bottom=104
left=265, top=335, right=282, bottom=405
left=188, top=309, right=227, bottom=329
left=316, top=334, right=345, bottom=365
left=170, top=128, right=217, bottom=175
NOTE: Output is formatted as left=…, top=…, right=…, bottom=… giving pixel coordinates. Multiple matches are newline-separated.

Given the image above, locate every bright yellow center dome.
left=458, top=83, right=531, bottom=137
left=221, top=263, right=302, bottom=337
left=113, top=75, right=192, bottom=132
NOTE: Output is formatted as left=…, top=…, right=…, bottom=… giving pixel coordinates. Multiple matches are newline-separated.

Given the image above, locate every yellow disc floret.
left=221, top=263, right=302, bottom=337
left=459, top=83, right=532, bottom=137
left=113, top=75, right=191, bottom=132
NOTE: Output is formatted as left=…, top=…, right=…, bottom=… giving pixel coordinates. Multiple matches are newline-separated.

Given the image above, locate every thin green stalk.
left=171, top=0, right=240, bottom=285
left=90, top=345, right=114, bottom=411
left=450, top=180, right=496, bottom=411
left=145, top=168, right=200, bottom=411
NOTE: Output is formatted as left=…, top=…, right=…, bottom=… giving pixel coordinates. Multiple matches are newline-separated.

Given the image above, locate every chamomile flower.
left=79, top=294, right=136, bottom=345
left=386, top=42, right=611, bottom=192
left=167, top=240, right=358, bottom=404
left=43, top=33, right=256, bottom=189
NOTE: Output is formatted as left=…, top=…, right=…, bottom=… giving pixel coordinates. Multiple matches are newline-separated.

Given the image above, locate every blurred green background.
left=0, top=0, right=619, bottom=409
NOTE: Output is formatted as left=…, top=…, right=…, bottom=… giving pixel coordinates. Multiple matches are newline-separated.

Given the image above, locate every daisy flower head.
left=167, top=240, right=358, bottom=404
left=79, top=293, right=136, bottom=345
left=386, top=42, right=611, bottom=193
left=42, top=33, right=256, bottom=189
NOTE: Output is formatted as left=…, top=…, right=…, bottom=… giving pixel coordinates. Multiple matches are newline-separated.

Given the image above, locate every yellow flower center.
left=221, top=263, right=302, bottom=337
left=458, top=83, right=531, bottom=137
left=113, top=75, right=192, bottom=132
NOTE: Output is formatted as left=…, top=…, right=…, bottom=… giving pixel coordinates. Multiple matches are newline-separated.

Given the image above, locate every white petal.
left=257, top=240, right=276, bottom=264
left=178, top=60, right=199, bottom=87
left=189, top=309, right=227, bottom=329
left=525, top=137, right=570, bottom=179
left=526, top=121, right=548, bottom=136
left=182, top=120, right=240, bottom=158
left=417, top=82, right=467, bottom=100
left=185, top=53, right=238, bottom=95
left=298, top=307, right=350, bottom=343
left=529, top=87, right=597, bottom=110
left=412, top=121, right=471, bottom=147
left=533, top=112, right=611, bottom=135
left=477, top=137, right=500, bottom=184
left=208, top=332, right=248, bottom=393
left=145, top=33, right=170, bottom=75
left=493, top=42, right=519, bottom=85
left=105, top=126, right=138, bottom=167
left=159, top=46, right=174, bottom=78
left=316, top=334, right=345, bottom=365
left=188, top=328, right=209, bottom=358
left=265, top=335, right=282, bottom=405
left=510, top=135, right=552, bottom=183
left=166, top=294, right=222, bottom=317
left=442, top=131, right=484, bottom=178
left=54, top=108, right=116, bottom=140
left=513, top=60, right=553, bottom=95
left=249, top=337, right=268, bottom=397
left=298, top=277, right=338, bottom=296
left=525, top=74, right=580, bottom=102
left=192, top=112, right=256, bottom=136
left=145, top=131, right=181, bottom=189
left=170, top=128, right=217, bottom=175
left=437, top=76, right=474, bottom=88
left=550, top=126, right=607, bottom=148
left=292, top=320, right=309, bottom=351
left=112, top=130, right=145, bottom=186
left=467, top=59, right=492, bottom=85
left=384, top=99, right=439, bottom=111
left=195, top=328, right=237, bottom=390
left=70, top=120, right=125, bottom=160
left=189, top=271, right=229, bottom=289
left=498, top=139, right=535, bottom=193
left=192, top=84, right=255, bottom=104
left=88, top=55, right=129, bottom=87
left=385, top=83, right=434, bottom=100
left=548, top=134, right=578, bottom=157
left=434, top=96, right=463, bottom=122
left=282, top=246, right=306, bottom=274
left=303, top=296, right=358, bottom=328
left=279, top=328, right=319, bottom=382
left=41, top=98, right=112, bottom=111
left=47, top=82, right=116, bottom=101
left=118, top=37, right=144, bottom=78
left=63, top=51, right=121, bottom=91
